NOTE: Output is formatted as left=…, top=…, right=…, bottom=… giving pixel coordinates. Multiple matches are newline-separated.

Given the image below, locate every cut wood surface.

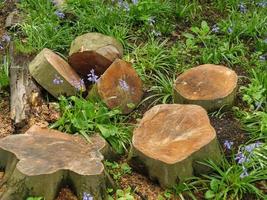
left=173, top=64, right=238, bottom=111
left=132, top=104, right=221, bottom=187
left=68, top=32, right=123, bottom=78
left=29, top=48, right=85, bottom=98
left=0, top=125, right=112, bottom=200
left=9, top=42, right=41, bottom=128
left=89, top=59, right=143, bottom=114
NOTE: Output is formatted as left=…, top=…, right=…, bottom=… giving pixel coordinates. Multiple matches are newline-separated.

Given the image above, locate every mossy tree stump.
left=68, top=32, right=123, bottom=81
left=88, top=59, right=143, bottom=114
left=131, top=104, right=221, bottom=188
left=173, top=64, right=238, bottom=112
left=0, top=125, right=113, bottom=200
left=29, top=48, right=85, bottom=98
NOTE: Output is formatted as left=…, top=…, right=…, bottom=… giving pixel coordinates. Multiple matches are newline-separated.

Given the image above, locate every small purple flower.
left=240, top=165, right=249, bottom=178
left=259, top=55, right=266, bottom=61
left=211, top=24, right=220, bottom=33
left=0, top=43, right=3, bottom=50
left=118, top=1, right=130, bottom=11
left=55, top=10, right=65, bottom=19
left=72, top=79, right=84, bottom=91
left=244, top=142, right=262, bottom=153
left=53, top=74, right=64, bottom=85
left=119, top=79, right=129, bottom=91
left=132, top=0, right=138, bottom=5
left=83, top=192, right=93, bottom=200
left=152, top=30, right=161, bottom=37
left=235, top=152, right=247, bottom=164
left=239, top=3, right=247, bottom=13
left=227, top=27, right=233, bottom=33
left=224, top=140, right=233, bottom=150
left=87, top=69, right=99, bottom=83
left=256, top=2, right=267, bottom=7
left=2, top=34, right=11, bottom=42
left=148, top=16, right=156, bottom=26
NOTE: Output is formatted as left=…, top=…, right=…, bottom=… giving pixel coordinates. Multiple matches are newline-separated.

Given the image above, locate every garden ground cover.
left=0, top=0, right=266, bottom=199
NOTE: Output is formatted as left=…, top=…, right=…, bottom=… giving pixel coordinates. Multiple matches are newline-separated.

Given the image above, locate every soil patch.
left=0, top=94, right=14, bottom=138
left=210, top=111, right=248, bottom=152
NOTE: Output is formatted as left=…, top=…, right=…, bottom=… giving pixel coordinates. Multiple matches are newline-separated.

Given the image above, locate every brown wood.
left=29, top=48, right=86, bottom=98
left=68, top=33, right=123, bottom=80
left=0, top=125, right=113, bottom=200
left=131, top=104, right=221, bottom=187
left=173, top=64, right=238, bottom=111
left=89, top=59, right=143, bottom=114
left=9, top=42, right=41, bottom=128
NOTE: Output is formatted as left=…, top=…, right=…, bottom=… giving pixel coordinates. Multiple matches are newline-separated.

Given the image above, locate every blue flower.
left=119, top=79, right=129, bottom=91
left=259, top=55, right=266, bottom=61
left=151, top=30, right=161, bottom=37
left=240, top=165, right=249, bottom=178
left=256, top=2, right=267, bottom=7
left=211, top=24, right=220, bottom=33
left=239, top=3, right=247, bottom=13
left=53, top=74, right=64, bottom=85
left=243, top=142, right=262, bottom=153
left=227, top=27, right=233, bottom=33
left=148, top=16, right=156, bottom=26
left=83, top=192, right=93, bottom=200
left=72, top=79, right=84, bottom=91
left=55, top=10, right=65, bottom=19
left=223, top=140, right=233, bottom=150
left=2, top=34, right=11, bottom=42
left=118, top=1, right=130, bottom=11
left=132, top=0, right=138, bottom=5
left=235, top=152, right=247, bottom=164
left=87, top=69, right=99, bottom=83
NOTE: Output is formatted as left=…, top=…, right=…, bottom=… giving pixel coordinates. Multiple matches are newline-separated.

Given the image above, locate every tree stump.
left=68, top=32, right=123, bottom=80
left=173, top=64, right=238, bottom=112
left=0, top=125, right=113, bottom=200
left=88, top=59, right=143, bottom=114
left=131, top=104, right=221, bottom=188
left=29, top=48, right=85, bottom=98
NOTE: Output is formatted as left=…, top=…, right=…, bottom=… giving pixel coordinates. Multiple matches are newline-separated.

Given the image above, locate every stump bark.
left=68, top=32, right=123, bottom=80
left=0, top=125, right=113, bottom=200
left=173, top=64, right=238, bottom=112
left=131, top=104, right=221, bottom=188
left=9, top=42, right=41, bottom=128
left=88, top=59, right=143, bottom=114
left=29, top=48, right=85, bottom=98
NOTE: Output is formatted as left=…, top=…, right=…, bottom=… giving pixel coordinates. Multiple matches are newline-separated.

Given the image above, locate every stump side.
left=96, top=59, right=143, bottom=114
left=173, top=64, right=238, bottom=111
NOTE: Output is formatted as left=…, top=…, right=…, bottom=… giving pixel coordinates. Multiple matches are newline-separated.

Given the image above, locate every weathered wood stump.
left=68, top=32, right=123, bottom=80
left=173, top=64, right=238, bottom=112
left=0, top=125, right=113, bottom=200
left=9, top=42, right=41, bottom=128
left=29, top=48, right=85, bottom=98
left=88, top=59, right=143, bottom=114
left=131, top=104, right=221, bottom=188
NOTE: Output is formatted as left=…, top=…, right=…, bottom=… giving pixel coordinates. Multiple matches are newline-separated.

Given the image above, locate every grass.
left=9, top=0, right=267, bottom=199
left=0, top=55, right=9, bottom=90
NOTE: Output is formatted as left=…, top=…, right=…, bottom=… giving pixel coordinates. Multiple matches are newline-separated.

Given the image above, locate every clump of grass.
left=0, top=56, right=9, bottom=90
left=50, top=96, right=132, bottom=154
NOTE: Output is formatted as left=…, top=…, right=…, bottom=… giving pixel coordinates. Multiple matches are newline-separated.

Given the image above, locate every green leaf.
left=210, top=179, right=219, bottom=192
left=97, top=124, right=111, bottom=138
left=205, top=190, right=215, bottom=199
left=183, top=33, right=195, bottom=39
